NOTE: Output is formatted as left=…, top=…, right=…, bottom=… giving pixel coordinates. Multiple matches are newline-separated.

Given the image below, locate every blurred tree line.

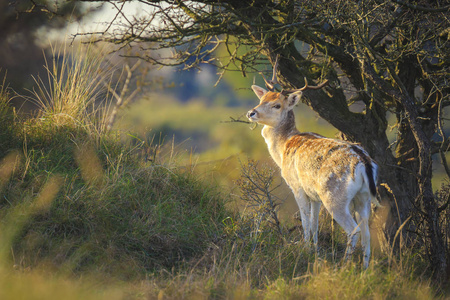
left=0, top=0, right=91, bottom=108
left=1, top=1, right=254, bottom=109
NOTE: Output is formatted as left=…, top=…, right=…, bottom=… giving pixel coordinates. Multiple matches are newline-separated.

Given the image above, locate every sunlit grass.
left=0, top=267, right=125, bottom=300
left=26, top=42, right=111, bottom=137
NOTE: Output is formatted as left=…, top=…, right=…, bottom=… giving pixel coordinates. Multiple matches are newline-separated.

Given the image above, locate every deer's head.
left=247, top=56, right=328, bottom=127
left=247, top=55, right=328, bottom=127
left=247, top=87, right=302, bottom=127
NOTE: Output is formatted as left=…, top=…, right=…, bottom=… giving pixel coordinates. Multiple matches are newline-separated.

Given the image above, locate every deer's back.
left=281, top=133, right=370, bottom=201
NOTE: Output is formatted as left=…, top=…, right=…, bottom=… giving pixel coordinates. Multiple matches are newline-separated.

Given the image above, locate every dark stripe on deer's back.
left=326, top=144, right=345, bottom=156
left=351, top=145, right=377, bottom=196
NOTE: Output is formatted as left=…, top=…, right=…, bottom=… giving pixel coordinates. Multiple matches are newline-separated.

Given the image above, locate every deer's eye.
left=273, top=104, right=281, bottom=109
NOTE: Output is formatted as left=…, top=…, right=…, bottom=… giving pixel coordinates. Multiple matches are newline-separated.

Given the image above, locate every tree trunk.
left=399, top=88, right=447, bottom=280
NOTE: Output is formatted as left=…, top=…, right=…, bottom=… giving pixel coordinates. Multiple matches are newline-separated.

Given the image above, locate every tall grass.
left=27, top=42, right=110, bottom=137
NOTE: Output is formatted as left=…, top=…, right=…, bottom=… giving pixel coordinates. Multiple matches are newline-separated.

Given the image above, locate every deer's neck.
left=261, top=110, right=299, bottom=167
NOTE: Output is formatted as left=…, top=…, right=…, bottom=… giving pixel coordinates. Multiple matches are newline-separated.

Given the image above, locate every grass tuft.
left=26, top=42, right=110, bottom=138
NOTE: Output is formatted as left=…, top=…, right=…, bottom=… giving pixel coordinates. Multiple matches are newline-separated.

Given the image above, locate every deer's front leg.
left=294, top=191, right=312, bottom=244
left=310, top=201, right=322, bottom=249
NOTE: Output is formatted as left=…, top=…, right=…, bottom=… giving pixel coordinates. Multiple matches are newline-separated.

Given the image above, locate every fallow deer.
left=246, top=57, right=378, bottom=268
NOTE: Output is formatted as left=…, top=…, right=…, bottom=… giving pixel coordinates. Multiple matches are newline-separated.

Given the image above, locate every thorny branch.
left=237, top=160, right=284, bottom=239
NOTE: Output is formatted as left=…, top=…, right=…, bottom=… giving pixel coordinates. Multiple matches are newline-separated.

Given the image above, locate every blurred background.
left=2, top=1, right=341, bottom=218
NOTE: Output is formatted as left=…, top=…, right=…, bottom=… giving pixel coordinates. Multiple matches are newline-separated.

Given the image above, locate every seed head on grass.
left=0, top=150, right=22, bottom=193
left=74, top=141, right=104, bottom=187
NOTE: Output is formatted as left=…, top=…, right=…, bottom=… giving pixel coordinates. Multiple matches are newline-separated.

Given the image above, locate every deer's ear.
left=251, top=85, right=268, bottom=99
left=286, top=91, right=302, bottom=109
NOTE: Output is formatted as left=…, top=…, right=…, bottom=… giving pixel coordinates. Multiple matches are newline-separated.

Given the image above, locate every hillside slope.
left=0, top=94, right=228, bottom=279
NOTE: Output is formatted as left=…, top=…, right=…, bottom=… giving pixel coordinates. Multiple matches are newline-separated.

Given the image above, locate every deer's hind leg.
left=354, top=193, right=371, bottom=268
left=321, top=195, right=361, bottom=261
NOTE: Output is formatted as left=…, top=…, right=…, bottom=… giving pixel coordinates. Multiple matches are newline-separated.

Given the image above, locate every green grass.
left=0, top=44, right=445, bottom=299
left=1, top=120, right=227, bottom=280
